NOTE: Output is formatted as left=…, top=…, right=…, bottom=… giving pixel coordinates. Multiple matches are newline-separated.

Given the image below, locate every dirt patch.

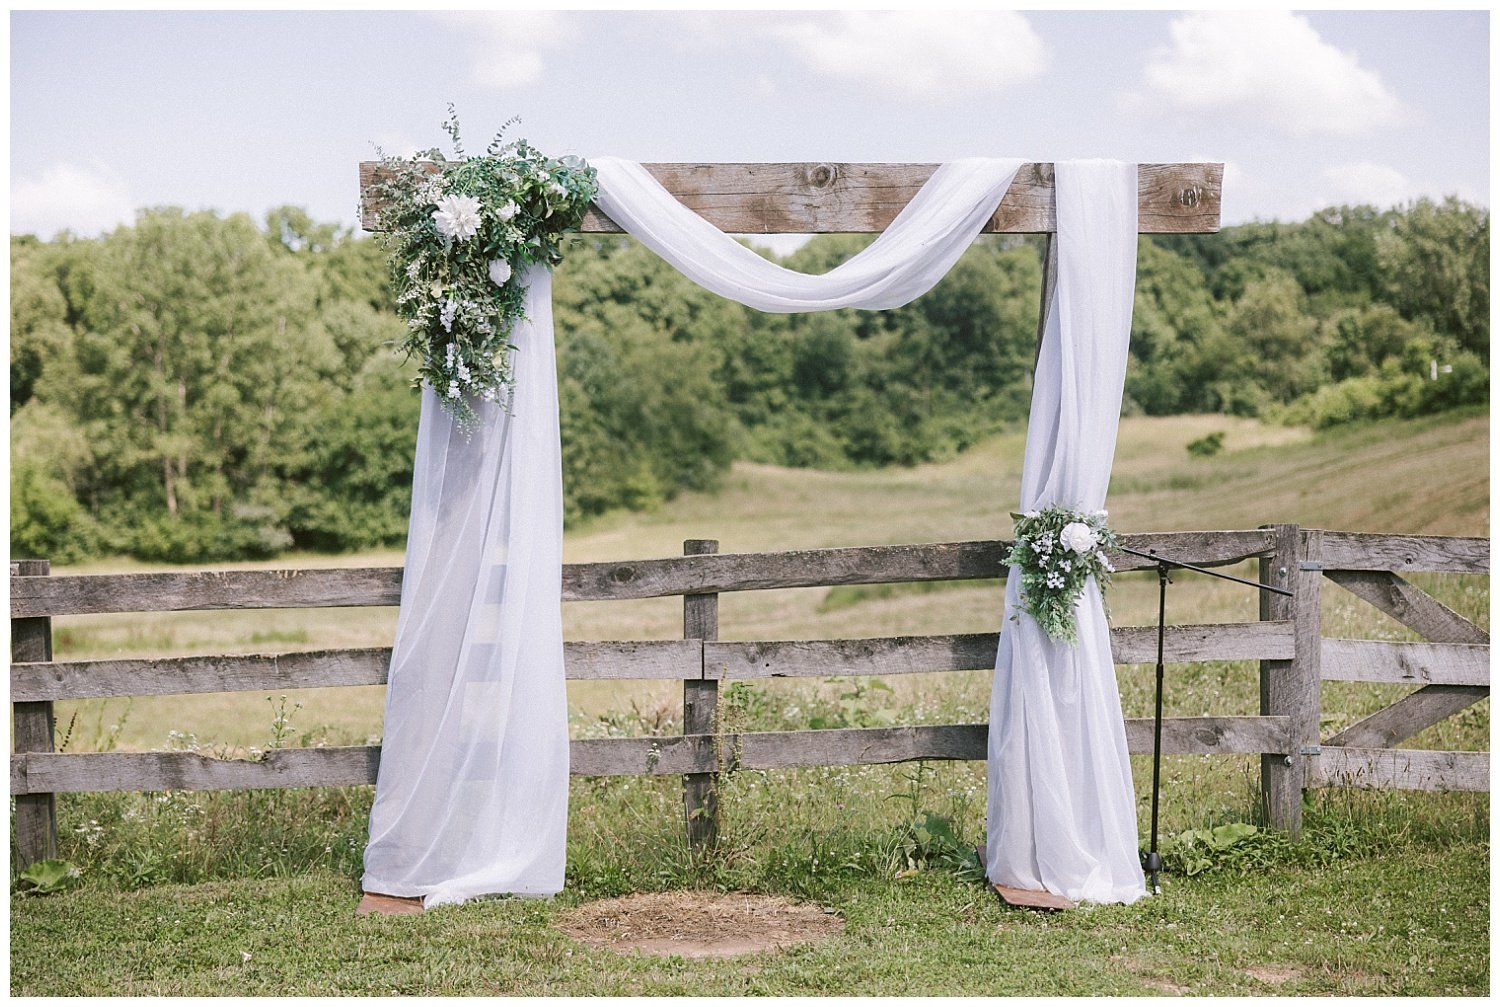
left=1245, top=964, right=1304, bottom=985
left=556, top=891, right=843, bottom=959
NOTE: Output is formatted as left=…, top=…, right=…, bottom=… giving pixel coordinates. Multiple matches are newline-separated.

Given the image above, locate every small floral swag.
left=1006, top=505, right=1118, bottom=644
left=371, top=110, right=599, bottom=429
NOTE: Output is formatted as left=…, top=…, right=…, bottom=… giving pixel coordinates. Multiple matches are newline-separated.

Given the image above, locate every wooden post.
left=682, top=540, right=719, bottom=850
left=1258, top=525, right=1321, bottom=836
left=11, top=559, right=57, bottom=868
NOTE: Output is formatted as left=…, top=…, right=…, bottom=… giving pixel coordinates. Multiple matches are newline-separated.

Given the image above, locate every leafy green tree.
left=1377, top=197, right=1490, bottom=356
left=43, top=209, right=338, bottom=559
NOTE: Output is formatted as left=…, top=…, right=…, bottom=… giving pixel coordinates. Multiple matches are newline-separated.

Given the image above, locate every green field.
left=12, top=410, right=1490, bottom=995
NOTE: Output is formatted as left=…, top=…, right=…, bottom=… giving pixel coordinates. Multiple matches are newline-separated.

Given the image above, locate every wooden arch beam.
left=358, top=161, right=1223, bottom=235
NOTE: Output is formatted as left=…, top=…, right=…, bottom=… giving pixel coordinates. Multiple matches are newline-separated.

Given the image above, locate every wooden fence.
left=10, top=525, right=1489, bottom=868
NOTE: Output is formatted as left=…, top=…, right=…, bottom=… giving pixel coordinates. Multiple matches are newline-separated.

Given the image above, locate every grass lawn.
left=10, top=801, right=1488, bottom=996
left=10, top=410, right=1490, bottom=995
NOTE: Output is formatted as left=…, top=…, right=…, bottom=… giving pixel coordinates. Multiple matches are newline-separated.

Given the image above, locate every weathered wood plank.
left=11, top=641, right=704, bottom=701
left=1319, top=532, right=1489, bottom=574
left=1323, top=685, right=1489, bottom=749
left=1320, top=640, right=1490, bottom=687
left=681, top=539, right=719, bottom=849
left=9, top=531, right=1277, bottom=616
left=704, top=622, right=1293, bottom=680
left=12, top=715, right=1290, bottom=795
left=564, top=530, right=1273, bottom=603
left=1259, top=524, right=1306, bottom=834
left=10, top=567, right=405, bottom=618
left=1325, top=571, right=1488, bottom=645
left=14, top=746, right=384, bottom=795
left=1314, top=747, right=1489, bottom=792
left=359, top=161, right=1223, bottom=235
left=11, top=558, right=57, bottom=867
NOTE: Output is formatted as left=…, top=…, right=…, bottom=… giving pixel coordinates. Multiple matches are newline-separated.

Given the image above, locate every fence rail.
left=9, top=526, right=1490, bottom=869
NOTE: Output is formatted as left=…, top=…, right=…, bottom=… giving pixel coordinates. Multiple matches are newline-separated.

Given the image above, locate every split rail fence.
left=11, top=525, right=1489, bottom=868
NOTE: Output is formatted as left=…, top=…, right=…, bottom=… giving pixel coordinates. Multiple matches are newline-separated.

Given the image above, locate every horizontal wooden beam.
left=1320, top=639, right=1490, bottom=687
left=9, top=530, right=1276, bottom=617
left=1316, top=531, right=1488, bottom=574
left=10, top=715, right=1291, bottom=795
left=1313, top=746, right=1489, bottom=792
left=358, top=161, right=1223, bottom=235
left=13, top=622, right=1292, bottom=702
left=706, top=622, right=1292, bottom=680
left=9, top=641, right=704, bottom=701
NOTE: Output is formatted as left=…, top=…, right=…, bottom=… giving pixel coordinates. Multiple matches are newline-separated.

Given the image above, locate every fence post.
left=682, top=539, right=720, bottom=850
left=1258, top=525, right=1322, bottom=836
left=11, top=559, right=57, bottom=869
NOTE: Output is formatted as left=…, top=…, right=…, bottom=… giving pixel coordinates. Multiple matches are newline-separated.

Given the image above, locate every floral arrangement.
left=1005, top=504, right=1118, bottom=644
left=370, top=108, right=598, bottom=428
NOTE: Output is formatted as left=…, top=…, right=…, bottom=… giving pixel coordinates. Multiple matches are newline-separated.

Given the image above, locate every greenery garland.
left=1005, top=504, right=1118, bottom=643
left=371, top=108, right=598, bottom=429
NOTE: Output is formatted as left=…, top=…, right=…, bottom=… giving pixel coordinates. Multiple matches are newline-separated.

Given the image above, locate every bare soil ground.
left=555, top=891, right=844, bottom=958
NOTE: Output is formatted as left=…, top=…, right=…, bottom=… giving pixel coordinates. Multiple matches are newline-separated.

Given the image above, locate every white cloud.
left=769, top=11, right=1048, bottom=99
left=11, top=163, right=135, bottom=239
left=1129, top=12, right=1407, bottom=136
left=437, top=11, right=576, bottom=90
left=1320, top=161, right=1422, bottom=208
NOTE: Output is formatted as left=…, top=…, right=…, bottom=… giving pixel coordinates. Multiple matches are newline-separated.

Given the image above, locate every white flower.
left=1092, top=509, right=1108, bottom=519
left=1023, top=510, right=1039, bottom=519
left=1060, top=522, right=1099, bottom=554
left=548, top=181, right=567, bottom=200
left=432, top=194, right=482, bottom=241
left=495, top=201, right=519, bottom=222
left=439, top=299, right=458, bottom=332
left=444, top=343, right=457, bottom=366
left=446, top=380, right=460, bottom=399
left=488, top=259, right=513, bottom=286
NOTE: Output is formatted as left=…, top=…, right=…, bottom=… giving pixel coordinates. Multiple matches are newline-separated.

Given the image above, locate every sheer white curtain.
left=985, top=160, right=1145, bottom=904
left=365, top=156, right=1143, bottom=908
left=363, top=267, right=568, bottom=908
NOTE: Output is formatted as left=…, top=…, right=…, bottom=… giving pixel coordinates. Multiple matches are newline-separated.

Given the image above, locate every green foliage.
left=15, top=859, right=82, bottom=896
left=10, top=461, right=101, bottom=563
left=372, top=108, right=598, bottom=425
left=1186, top=431, right=1225, bottom=457
left=1005, top=506, right=1118, bottom=643
left=8, top=193, right=1490, bottom=564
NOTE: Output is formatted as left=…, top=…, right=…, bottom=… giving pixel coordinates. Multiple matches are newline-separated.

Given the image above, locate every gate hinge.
left=1299, top=745, right=1322, bottom=756
left=1298, top=561, right=1325, bottom=571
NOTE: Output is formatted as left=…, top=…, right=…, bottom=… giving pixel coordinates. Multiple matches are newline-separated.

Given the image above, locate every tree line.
left=10, top=197, right=1488, bottom=564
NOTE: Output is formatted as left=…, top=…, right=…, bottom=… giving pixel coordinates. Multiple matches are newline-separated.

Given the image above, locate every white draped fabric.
left=986, top=160, right=1146, bottom=904
left=363, top=267, right=568, bottom=908
left=364, top=156, right=1144, bottom=907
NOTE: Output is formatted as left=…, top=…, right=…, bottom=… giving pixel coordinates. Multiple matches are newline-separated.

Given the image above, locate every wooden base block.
left=357, top=891, right=425, bottom=916
left=992, top=884, right=1075, bottom=911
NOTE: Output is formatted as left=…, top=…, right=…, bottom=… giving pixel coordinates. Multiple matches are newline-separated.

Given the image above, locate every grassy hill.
left=47, top=410, right=1488, bottom=753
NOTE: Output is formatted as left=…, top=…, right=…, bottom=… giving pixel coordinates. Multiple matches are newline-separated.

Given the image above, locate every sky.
left=7, top=8, right=1491, bottom=248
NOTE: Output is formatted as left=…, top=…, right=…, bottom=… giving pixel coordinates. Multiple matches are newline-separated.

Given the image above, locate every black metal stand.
left=1116, top=544, right=1291, bottom=895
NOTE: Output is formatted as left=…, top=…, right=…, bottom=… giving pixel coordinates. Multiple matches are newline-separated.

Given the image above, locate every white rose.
left=548, top=181, right=567, bottom=200
left=488, top=259, right=513, bottom=286
left=1060, top=522, right=1099, bottom=554
left=495, top=201, right=519, bottom=222
left=432, top=194, right=481, bottom=241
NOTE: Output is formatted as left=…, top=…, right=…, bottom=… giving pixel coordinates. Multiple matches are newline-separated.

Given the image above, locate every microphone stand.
left=1114, top=544, right=1291, bottom=895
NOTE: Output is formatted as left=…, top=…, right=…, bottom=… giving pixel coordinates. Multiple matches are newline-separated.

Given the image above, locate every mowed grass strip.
left=10, top=837, right=1487, bottom=996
